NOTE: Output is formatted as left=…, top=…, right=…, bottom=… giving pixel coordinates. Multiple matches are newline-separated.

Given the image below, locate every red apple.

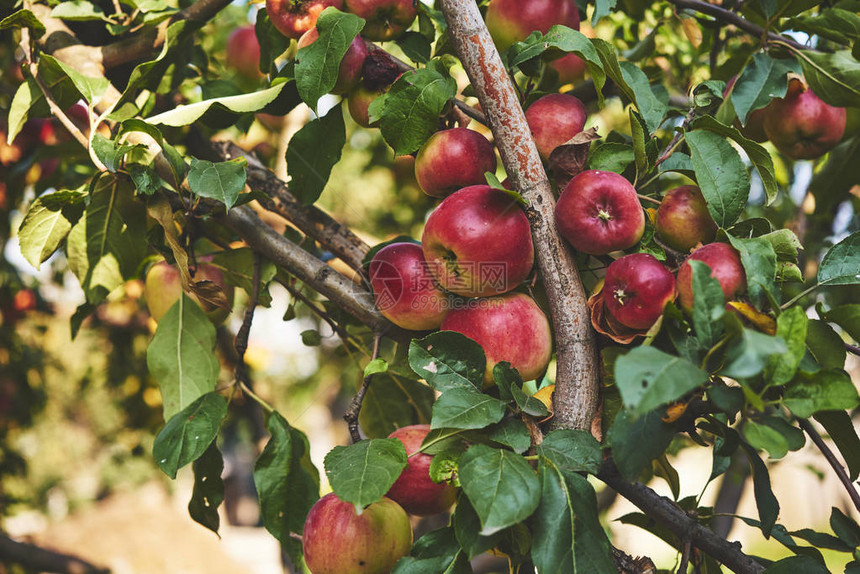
left=345, top=0, right=416, bottom=41
left=441, top=291, right=552, bottom=386
left=414, top=128, right=497, bottom=198
left=347, top=83, right=385, bottom=127
left=677, top=242, right=746, bottom=311
left=486, top=0, right=580, bottom=51
left=525, top=93, right=587, bottom=160
left=550, top=53, right=586, bottom=84
left=368, top=243, right=449, bottom=331
left=12, top=289, right=36, bottom=314
left=266, top=0, right=343, bottom=39
left=555, top=170, right=645, bottom=255
left=603, top=254, right=676, bottom=330
left=302, top=493, right=413, bottom=574
left=226, top=25, right=263, bottom=80
left=386, top=425, right=458, bottom=515
left=298, top=27, right=368, bottom=94
left=144, top=259, right=235, bottom=324
left=422, top=185, right=534, bottom=298
left=655, top=185, right=718, bottom=252
left=763, top=78, right=846, bottom=160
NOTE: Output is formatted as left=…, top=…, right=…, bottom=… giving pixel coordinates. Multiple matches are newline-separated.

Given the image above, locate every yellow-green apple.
left=302, top=493, right=413, bottom=574
left=414, top=128, right=497, bottom=198
left=297, top=27, right=368, bottom=94
left=655, top=185, right=717, bottom=252
left=144, top=259, right=234, bottom=324
left=441, top=291, right=552, bottom=386
left=385, top=424, right=458, bottom=515
left=266, top=0, right=343, bottom=39
left=486, top=0, right=580, bottom=51
left=555, top=170, right=644, bottom=255
left=422, top=185, right=534, bottom=298
left=677, top=242, right=746, bottom=311
left=763, top=78, right=846, bottom=160
left=345, top=0, right=416, bottom=41
left=368, top=242, right=449, bottom=331
left=603, top=253, right=676, bottom=330
left=525, top=93, right=587, bottom=160
left=226, top=25, right=263, bottom=79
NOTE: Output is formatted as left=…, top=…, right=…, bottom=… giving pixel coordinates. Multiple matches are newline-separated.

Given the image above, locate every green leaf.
left=359, top=374, right=435, bottom=438
left=146, top=295, right=220, bottom=420
left=396, top=31, right=432, bottom=64
left=805, top=320, right=846, bottom=370
left=254, top=412, right=320, bottom=548
left=487, top=418, right=531, bottom=454
left=614, top=347, right=708, bottom=415
left=152, top=393, right=227, bottom=479
left=743, top=418, right=804, bottom=459
left=818, top=231, right=860, bottom=286
left=819, top=304, right=860, bottom=343
left=586, top=142, right=635, bottom=173
left=431, top=389, right=507, bottom=430
left=727, top=234, right=778, bottom=308
left=145, top=83, right=291, bottom=127
left=324, top=438, right=407, bottom=511
left=209, top=248, right=277, bottom=306
left=607, top=410, right=676, bottom=481
left=458, top=444, right=540, bottom=536
left=498, top=363, right=549, bottom=418
left=51, top=0, right=105, bottom=20
left=393, top=527, right=471, bottom=574
left=0, top=9, right=46, bottom=37
left=789, top=9, right=860, bottom=45
left=795, top=50, right=860, bottom=108
left=453, top=497, right=501, bottom=558
left=762, top=556, right=829, bottom=574
left=91, top=134, right=139, bottom=173
left=740, top=442, right=779, bottom=537
left=592, top=0, right=617, bottom=23
left=295, top=8, right=365, bottom=108
left=537, top=429, right=603, bottom=475
left=815, top=410, right=860, bottom=481
left=532, top=460, right=616, bottom=573
left=373, top=63, right=458, bottom=155
left=685, top=129, right=750, bottom=227
left=689, top=260, right=726, bottom=348
left=831, top=507, right=860, bottom=547
left=256, top=9, right=292, bottom=77
left=722, top=329, right=787, bottom=380
left=619, top=61, right=667, bottom=133
left=285, top=103, right=346, bottom=205
left=18, top=189, right=86, bottom=270
left=187, top=157, right=247, bottom=211
left=629, top=109, right=648, bottom=181
left=188, top=442, right=224, bottom=535
left=408, top=331, right=485, bottom=392
left=41, top=54, right=109, bottom=106
left=764, top=306, right=808, bottom=386
left=731, top=53, right=798, bottom=123
left=591, top=38, right=636, bottom=106
left=784, top=369, right=860, bottom=418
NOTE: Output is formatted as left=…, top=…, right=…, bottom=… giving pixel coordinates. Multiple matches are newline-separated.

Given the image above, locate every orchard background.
left=1, top=0, right=860, bottom=571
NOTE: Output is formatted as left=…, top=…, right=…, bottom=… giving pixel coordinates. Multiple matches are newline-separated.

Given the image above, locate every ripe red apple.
left=266, top=0, right=343, bottom=39
left=386, top=425, right=458, bottom=515
left=422, top=185, right=534, bottom=298
left=655, top=185, right=717, bottom=252
left=345, top=0, right=416, bottom=41
left=550, top=53, right=586, bottom=84
left=555, top=170, right=645, bottom=255
left=603, top=254, right=676, bottom=330
left=144, top=260, right=234, bottom=324
left=302, top=493, right=413, bottom=574
left=414, top=128, right=497, bottom=198
left=677, top=242, right=746, bottom=311
left=441, top=292, right=552, bottom=386
left=368, top=242, right=449, bottom=331
left=226, top=25, right=263, bottom=80
left=525, top=93, right=587, bottom=160
left=486, top=0, right=580, bottom=51
left=297, top=27, right=368, bottom=94
left=763, top=78, right=846, bottom=160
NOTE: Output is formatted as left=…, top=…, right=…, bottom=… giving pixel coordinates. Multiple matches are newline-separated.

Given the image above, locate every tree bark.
left=0, top=533, right=110, bottom=574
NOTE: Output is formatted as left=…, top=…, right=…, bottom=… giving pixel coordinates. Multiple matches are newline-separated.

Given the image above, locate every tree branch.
left=0, top=533, right=110, bottom=574
left=343, top=334, right=382, bottom=443
left=439, top=0, right=599, bottom=431
left=798, top=418, right=860, bottom=514
left=598, top=459, right=765, bottom=574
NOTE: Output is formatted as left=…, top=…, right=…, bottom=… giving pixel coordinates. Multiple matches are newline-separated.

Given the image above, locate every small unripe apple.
left=414, top=128, right=497, bottom=198
left=226, top=25, right=263, bottom=80
left=525, top=93, right=587, bottom=160
left=266, top=0, right=343, bottom=39
left=677, top=242, right=746, bottom=311
left=368, top=243, right=449, bottom=331
left=386, top=425, right=458, bottom=515
left=555, top=170, right=645, bottom=255
left=345, top=0, right=416, bottom=41
left=655, top=185, right=717, bottom=252
left=347, top=83, right=385, bottom=127
left=297, top=28, right=368, bottom=94
left=302, top=493, right=413, bottom=574
left=763, top=78, right=846, bottom=160
left=144, top=260, right=234, bottom=324
left=603, top=254, right=676, bottom=330
left=486, top=0, right=580, bottom=51
left=441, top=291, right=552, bottom=386
left=422, top=185, right=534, bottom=298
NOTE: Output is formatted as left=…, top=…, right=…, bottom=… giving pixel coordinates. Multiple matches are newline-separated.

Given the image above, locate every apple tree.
left=1, top=0, right=860, bottom=572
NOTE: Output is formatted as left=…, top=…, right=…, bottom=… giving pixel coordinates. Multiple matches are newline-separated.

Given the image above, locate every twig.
left=798, top=418, right=860, bottom=514
left=847, top=343, right=860, bottom=357
left=0, top=533, right=110, bottom=574
left=678, top=540, right=692, bottom=574
left=343, top=334, right=382, bottom=443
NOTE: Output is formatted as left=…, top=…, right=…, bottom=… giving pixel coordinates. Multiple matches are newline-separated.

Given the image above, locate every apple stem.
left=637, top=194, right=662, bottom=206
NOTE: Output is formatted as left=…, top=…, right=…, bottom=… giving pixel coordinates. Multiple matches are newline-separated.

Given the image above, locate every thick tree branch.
left=798, top=418, right=860, bottom=513
left=0, top=533, right=110, bottom=574
left=439, top=0, right=599, bottom=431
left=598, top=459, right=765, bottom=574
